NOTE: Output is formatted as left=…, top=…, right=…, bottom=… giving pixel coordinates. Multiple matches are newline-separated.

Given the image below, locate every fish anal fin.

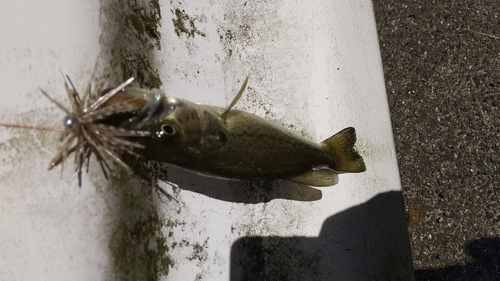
left=321, top=127, right=366, bottom=173
left=288, top=169, right=339, bottom=187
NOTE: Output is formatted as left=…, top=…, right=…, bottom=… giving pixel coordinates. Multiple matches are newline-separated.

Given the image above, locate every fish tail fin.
left=321, top=127, right=366, bottom=173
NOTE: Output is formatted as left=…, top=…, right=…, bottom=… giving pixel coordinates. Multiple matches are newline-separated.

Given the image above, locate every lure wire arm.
left=87, top=77, right=135, bottom=113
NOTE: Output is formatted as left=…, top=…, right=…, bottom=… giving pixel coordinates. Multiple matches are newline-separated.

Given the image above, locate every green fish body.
left=118, top=84, right=366, bottom=187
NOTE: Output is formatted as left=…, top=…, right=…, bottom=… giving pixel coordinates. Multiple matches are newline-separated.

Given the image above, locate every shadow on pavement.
left=416, top=237, right=500, bottom=281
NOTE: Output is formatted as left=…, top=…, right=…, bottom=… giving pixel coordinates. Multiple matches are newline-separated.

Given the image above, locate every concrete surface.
left=0, top=1, right=415, bottom=280
left=373, top=1, right=500, bottom=280
left=151, top=1, right=413, bottom=280
left=0, top=1, right=111, bottom=280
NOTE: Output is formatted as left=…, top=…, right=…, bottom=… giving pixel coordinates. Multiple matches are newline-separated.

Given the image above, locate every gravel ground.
left=373, top=1, right=500, bottom=280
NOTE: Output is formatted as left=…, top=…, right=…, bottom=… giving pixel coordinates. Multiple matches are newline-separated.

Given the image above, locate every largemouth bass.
left=116, top=78, right=366, bottom=187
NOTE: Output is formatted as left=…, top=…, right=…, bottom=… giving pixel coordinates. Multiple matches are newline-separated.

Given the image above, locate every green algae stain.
left=98, top=0, right=171, bottom=280
left=187, top=238, right=209, bottom=262
left=100, top=0, right=162, bottom=89
left=171, top=8, right=206, bottom=38
left=107, top=168, right=173, bottom=281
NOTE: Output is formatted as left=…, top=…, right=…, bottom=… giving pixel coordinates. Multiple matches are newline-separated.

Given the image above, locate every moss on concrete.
left=171, top=8, right=206, bottom=38
left=98, top=1, right=170, bottom=280
left=107, top=168, right=172, bottom=281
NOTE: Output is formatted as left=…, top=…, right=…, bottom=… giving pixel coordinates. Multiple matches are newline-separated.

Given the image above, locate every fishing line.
left=0, top=122, right=66, bottom=132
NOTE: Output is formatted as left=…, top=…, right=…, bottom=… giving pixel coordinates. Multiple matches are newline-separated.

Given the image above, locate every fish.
left=119, top=78, right=366, bottom=187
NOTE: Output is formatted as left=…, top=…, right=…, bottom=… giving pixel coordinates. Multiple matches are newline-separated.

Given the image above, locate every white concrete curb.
left=0, top=1, right=414, bottom=280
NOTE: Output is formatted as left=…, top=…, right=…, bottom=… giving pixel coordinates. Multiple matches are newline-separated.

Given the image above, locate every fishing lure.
left=39, top=65, right=153, bottom=186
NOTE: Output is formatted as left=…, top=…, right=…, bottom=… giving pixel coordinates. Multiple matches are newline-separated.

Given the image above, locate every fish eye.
left=160, top=124, right=176, bottom=135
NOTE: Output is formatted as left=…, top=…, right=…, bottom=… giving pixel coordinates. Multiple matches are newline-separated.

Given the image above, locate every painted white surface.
left=0, top=1, right=112, bottom=281
left=157, top=1, right=411, bottom=280
left=0, top=0, right=414, bottom=280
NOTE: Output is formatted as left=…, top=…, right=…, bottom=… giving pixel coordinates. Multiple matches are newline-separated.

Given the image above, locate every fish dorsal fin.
left=221, top=76, right=249, bottom=119
left=288, top=169, right=339, bottom=187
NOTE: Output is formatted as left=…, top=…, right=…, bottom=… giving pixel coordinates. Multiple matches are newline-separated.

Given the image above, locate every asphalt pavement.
left=373, top=1, right=500, bottom=280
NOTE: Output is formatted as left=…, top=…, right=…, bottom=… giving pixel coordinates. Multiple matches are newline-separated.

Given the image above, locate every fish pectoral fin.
left=200, top=132, right=227, bottom=150
left=221, top=76, right=249, bottom=119
left=199, top=110, right=229, bottom=151
left=288, top=169, right=339, bottom=187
